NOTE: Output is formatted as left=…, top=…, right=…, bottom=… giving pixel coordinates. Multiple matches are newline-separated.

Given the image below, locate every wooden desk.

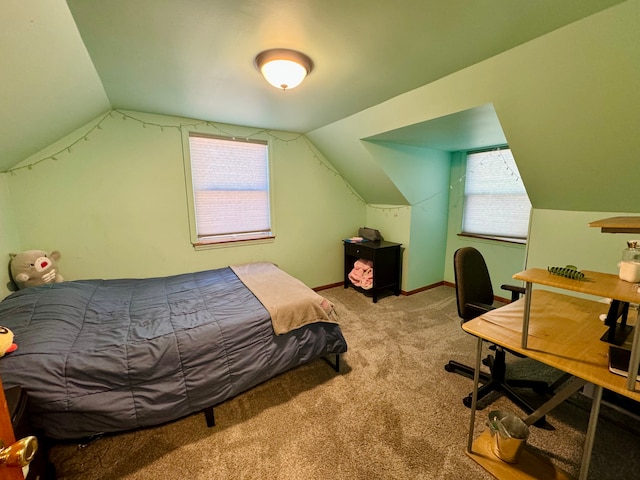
left=514, top=268, right=640, bottom=391
left=588, top=216, right=640, bottom=234
left=513, top=268, right=640, bottom=304
left=463, top=290, right=640, bottom=480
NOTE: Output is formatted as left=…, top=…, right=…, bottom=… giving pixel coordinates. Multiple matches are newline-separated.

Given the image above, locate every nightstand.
left=4, top=387, right=54, bottom=480
left=343, top=240, right=402, bottom=302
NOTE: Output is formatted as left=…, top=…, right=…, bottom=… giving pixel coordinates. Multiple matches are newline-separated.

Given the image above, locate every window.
left=461, top=148, right=531, bottom=241
left=188, top=133, right=272, bottom=244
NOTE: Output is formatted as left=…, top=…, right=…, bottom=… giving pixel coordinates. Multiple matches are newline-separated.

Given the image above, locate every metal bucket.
left=487, top=410, right=530, bottom=463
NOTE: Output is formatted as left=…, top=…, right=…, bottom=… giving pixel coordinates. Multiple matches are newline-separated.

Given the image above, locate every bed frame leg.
left=204, top=406, right=215, bottom=427
left=322, top=354, right=340, bottom=373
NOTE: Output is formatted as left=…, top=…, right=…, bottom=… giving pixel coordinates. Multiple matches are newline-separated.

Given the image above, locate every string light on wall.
left=3, top=109, right=422, bottom=214
left=254, top=49, right=313, bottom=90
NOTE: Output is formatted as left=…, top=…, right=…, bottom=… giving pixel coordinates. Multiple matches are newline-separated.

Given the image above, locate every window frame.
left=182, top=130, right=276, bottom=249
left=459, top=146, right=531, bottom=244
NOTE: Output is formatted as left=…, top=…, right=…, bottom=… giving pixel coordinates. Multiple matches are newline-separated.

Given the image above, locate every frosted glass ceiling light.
left=254, top=49, right=313, bottom=90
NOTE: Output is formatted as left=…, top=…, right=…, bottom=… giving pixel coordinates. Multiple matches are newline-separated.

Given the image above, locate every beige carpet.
left=48, top=286, right=640, bottom=479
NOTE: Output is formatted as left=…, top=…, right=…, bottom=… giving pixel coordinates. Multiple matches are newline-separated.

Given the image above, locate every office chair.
left=445, top=246, right=549, bottom=416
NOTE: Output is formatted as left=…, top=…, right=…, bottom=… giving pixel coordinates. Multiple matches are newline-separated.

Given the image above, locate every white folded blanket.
left=231, top=262, right=339, bottom=335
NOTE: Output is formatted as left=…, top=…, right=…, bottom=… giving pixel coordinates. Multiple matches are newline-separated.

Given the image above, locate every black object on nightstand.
left=4, top=386, right=54, bottom=480
left=344, top=240, right=402, bottom=302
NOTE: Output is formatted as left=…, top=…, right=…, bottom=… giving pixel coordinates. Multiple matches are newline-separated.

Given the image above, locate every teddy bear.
left=0, top=326, right=17, bottom=357
left=9, top=250, right=64, bottom=290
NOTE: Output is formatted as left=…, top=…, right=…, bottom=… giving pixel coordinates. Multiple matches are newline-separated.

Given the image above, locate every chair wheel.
left=463, top=395, right=472, bottom=408
left=444, top=363, right=455, bottom=372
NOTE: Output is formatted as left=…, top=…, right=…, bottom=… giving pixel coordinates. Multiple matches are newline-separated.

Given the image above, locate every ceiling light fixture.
left=254, top=48, right=313, bottom=91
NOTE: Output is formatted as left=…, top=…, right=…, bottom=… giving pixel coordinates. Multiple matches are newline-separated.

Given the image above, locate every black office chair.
left=445, top=246, right=549, bottom=416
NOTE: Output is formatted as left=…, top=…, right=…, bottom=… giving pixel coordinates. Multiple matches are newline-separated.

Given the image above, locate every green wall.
left=318, top=0, right=639, bottom=213
left=527, top=210, right=639, bottom=279
left=310, top=0, right=639, bottom=293
left=364, top=204, right=411, bottom=289
left=4, top=111, right=365, bottom=295
left=359, top=141, right=450, bottom=292
left=0, top=174, right=21, bottom=298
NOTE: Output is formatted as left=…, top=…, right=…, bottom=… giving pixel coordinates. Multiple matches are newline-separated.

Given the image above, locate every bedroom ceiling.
left=0, top=0, right=625, bottom=172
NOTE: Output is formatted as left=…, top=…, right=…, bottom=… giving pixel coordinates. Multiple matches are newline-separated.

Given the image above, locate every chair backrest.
left=453, top=247, right=494, bottom=322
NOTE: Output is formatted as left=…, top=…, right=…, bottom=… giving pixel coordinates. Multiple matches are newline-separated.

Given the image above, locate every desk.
left=463, top=290, right=640, bottom=480
left=514, top=268, right=640, bottom=391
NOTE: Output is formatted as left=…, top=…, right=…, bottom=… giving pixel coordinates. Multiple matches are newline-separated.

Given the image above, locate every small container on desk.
left=343, top=239, right=401, bottom=303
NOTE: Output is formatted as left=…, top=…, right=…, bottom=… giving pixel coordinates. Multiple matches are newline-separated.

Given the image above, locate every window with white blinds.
left=462, top=148, right=531, bottom=240
left=188, top=134, right=272, bottom=243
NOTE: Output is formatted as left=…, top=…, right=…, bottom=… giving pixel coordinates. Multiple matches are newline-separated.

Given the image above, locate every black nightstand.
left=4, top=387, right=54, bottom=480
left=344, top=240, right=402, bottom=302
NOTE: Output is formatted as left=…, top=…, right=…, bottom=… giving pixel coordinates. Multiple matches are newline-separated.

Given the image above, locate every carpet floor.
left=47, top=285, right=640, bottom=479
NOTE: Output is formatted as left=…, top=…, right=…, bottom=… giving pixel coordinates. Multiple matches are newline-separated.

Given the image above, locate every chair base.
left=445, top=351, right=550, bottom=427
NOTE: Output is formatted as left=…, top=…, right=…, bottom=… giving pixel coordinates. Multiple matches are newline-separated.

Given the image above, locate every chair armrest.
left=501, top=284, right=526, bottom=302
left=465, top=301, right=495, bottom=319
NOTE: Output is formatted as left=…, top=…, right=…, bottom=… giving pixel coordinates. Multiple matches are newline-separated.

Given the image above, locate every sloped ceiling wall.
left=308, top=0, right=640, bottom=213
left=0, top=1, right=110, bottom=169
left=1, top=1, right=637, bottom=214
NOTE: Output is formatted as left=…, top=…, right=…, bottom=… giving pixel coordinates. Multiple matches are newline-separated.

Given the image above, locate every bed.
left=0, top=262, right=347, bottom=440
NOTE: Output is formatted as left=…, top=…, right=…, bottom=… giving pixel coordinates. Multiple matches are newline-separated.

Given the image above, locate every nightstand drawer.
left=344, top=242, right=374, bottom=260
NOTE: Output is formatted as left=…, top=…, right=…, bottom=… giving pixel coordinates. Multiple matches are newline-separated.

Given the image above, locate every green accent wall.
left=310, top=1, right=639, bottom=293
left=362, top=141, right=450, bottom=292
left=0, top=174, right=21, bottom=297
left=4, top=111, right=365, bottom=295
left=527, top=210, right=639, bottom=279
left=310, top=0, right=639, bottom=213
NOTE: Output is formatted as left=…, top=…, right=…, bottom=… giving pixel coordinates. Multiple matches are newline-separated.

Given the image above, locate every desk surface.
left=588, top=216, right=640, bottom=233
left=462, top=289, right=640, bottom=401
left=513, top=268, right=640, bottom=305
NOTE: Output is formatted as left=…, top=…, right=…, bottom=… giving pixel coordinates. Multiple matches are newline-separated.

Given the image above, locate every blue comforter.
left=0, top=267, right=347, bottom=439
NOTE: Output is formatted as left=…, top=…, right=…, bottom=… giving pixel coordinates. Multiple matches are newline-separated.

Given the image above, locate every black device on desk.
left=601, top=299, right=633, bottom=345
left=4, top=386, right=54, bottom=480
left=606, top=345, right=640, bottom=417
left=608, top=345, right=640, bottom=381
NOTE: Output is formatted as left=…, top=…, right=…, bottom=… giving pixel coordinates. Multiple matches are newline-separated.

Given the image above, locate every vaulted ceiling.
left=1, top=0, right=625, bottom=173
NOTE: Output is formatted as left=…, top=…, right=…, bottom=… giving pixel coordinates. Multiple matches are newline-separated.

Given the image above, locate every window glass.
left=462, top=148, right=531, bottom=240
left=188, top=134, right=271, bottom=244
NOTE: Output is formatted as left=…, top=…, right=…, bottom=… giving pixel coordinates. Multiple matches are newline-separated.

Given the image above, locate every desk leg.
left=521, top=282, right=532, bottom=349
left=467, top=337, right=484, bottom=453
left=579, top=384, right=602, bottom=480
